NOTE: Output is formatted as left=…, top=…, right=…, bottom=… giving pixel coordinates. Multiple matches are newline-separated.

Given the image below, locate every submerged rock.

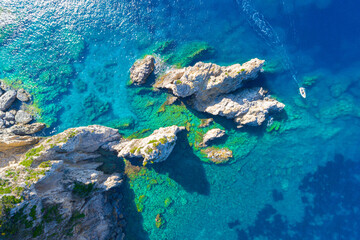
left=112, top=125, right=185, bottom=165
left=201, top=128, right=226, bottom=147
left=201, top=147, right=233, bottom=164
left=199, top=118, right=213, bottom=128
left=154, top=60, right=285, bottom=127
left=130, top=55, right=155, bottom=85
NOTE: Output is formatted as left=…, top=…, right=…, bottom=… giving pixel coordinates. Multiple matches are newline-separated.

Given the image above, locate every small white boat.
left=299, top=87, right=306, bottom=98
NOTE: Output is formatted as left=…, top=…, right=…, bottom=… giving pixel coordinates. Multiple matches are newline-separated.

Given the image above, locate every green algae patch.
left=164, top=197, right=173, bottom=208
left=145, top=40, right=215, bottom=68
left=200, top=147, right=233, bottom=164
left=302, top=75, right=319, bottom=87
left=123, top=160, right=188, bottom=235
left=152, top=40, right=176, bottom=55
left=266, top=121, right=281, bottom=133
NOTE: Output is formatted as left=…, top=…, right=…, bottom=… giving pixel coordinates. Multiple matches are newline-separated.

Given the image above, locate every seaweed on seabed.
left=166, top=41, right=215, bottom=68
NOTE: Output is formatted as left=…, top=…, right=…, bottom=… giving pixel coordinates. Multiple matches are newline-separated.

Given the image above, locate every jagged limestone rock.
left=24, top=125, right=121, bottom=165
left=154, top=59, right=264, bottom=99
left=0, top=155, right=125, bottom=240
left=202, top=88, right=285, bottom=128
left=112, top=125, right=185, bottom=165
left=154, top=59, right=285, bottom=127
left=0, top=134, right=41, bottom=151
left=201, top=128, right=226, bottom=147
left=0, top=123, right=45, bottom=135
left=130, top=55, right=155, bottom=85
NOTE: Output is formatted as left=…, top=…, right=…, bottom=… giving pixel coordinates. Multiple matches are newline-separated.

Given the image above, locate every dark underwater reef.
left=231, top=154, right=360, bottom=240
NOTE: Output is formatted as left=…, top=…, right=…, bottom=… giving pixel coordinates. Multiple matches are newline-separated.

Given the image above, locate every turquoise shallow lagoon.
left=1, top=0, right=360, bottom=239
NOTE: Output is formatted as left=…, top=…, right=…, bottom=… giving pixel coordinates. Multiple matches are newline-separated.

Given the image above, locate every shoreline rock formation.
left=129, top=55, right=155, bottom=85
left=0, top=123, right=185, bottom=239
left=154, top=59, right=285, bottom=127
left=0, top=82, right=35, bottom=129
left=111, top=125, right=185, bottom=165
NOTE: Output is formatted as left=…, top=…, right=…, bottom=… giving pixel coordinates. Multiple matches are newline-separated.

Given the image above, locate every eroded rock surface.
left=154, top=59, right=285, bottom=127
left=26, top=125, right=121, bottom=165
left=112, top=125, right=185, bottom=165
left=130, top=55, right=155, bottom=85
left=154, top=59, right=264, bottom=99
left=201, top=128, right=226, bottom=147
left=202, top=88, right=285, bottom=127
left=0, top=153, right=124, bottom=240
left=0, top=90, right=17, bottom=111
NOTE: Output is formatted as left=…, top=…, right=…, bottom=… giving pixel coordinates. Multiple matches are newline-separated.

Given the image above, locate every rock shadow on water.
left=150, top=130, right=210, bottom=195
left=231, top=153, right=360, bottom=240
left=95, top=150, right=150, bottom=240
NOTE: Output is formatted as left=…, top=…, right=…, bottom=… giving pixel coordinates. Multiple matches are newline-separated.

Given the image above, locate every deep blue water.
left=1, top=0, right=360, bottom=239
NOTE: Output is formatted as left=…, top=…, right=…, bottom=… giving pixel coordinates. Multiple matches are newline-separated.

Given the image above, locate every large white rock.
left=0, top=90, right=17, bottom=111
left=112, top=125, right=185, bottom=165
left=201, top=128, right=226, bottom=147
left=130, top=55, right=155, bottom=85
left=155, top=59, right=285, bottom=127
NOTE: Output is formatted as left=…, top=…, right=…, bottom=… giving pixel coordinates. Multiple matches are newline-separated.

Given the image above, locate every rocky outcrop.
left=0, top=90, right=17, bottom=111
left=0, top=122, right=46, bottom=135
left=201, top=87, right=285, bottom=127
left=0, top=149, right=124, bottom=240
left=112, top=125, right=185, bottom=165
left=201, top=147, right=233, bottom=164
left=15, top=110, right=33, bottom=124
left=154, top=59, right=285, bottom=127
left=130, top=55, right=155, bottom=85
left=154, top=59, right=264, bottom=99
left=0, top=82, right=36, bottom=128
left=0, top=124, right=126, bottom=239
left=0, top=134, right=41, bottom=151
left=24, top=125, right=121, bottom=165
left=16, top=88, right=31, bottom=102
left=0, top=123, right=189, bottom=239
left=201, top=128, right=226, bottom=147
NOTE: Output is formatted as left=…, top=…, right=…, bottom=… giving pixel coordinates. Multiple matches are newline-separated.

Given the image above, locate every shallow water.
left=1, top=0, right=360, bottom=239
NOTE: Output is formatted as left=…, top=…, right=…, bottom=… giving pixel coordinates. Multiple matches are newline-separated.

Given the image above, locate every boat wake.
left=236, top=0, right=306, bottom=98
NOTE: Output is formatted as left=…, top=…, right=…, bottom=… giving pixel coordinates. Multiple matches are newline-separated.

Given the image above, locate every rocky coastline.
left=0, top=55, right=286, bottom=239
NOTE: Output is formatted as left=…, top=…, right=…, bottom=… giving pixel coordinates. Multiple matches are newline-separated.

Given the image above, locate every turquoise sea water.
left=1, top=0, right=360, bottom=239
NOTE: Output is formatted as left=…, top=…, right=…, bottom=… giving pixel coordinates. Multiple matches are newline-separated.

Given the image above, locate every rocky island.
left=154, top=59, right=285, bottom=127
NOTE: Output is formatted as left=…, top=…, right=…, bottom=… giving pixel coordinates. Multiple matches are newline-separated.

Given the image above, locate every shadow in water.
left=231, top=153, right=360, bottom=240
left=95, top=150, right=150, bottom=240
left=120, top=180, right=150, bottom=240
left=150, top=130, right=210, bottom=195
